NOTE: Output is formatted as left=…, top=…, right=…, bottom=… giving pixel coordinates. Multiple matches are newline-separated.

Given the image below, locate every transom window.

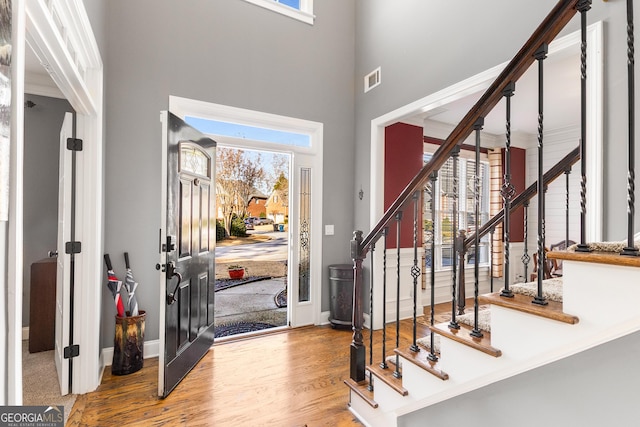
left=424, top=152, right=490, bottom=270
left=243, top=0, right=314, bottom=25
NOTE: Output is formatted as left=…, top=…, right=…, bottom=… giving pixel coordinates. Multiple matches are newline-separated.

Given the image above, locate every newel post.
left=350, top=230, right=366, bottom=382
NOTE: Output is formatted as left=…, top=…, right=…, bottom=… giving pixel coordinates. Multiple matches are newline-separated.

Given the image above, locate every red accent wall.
left=502, top=147, right=526, bottom=242
left=385, top=123, right=424, bottom=248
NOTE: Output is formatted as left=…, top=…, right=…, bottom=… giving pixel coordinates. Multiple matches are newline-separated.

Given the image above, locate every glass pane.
left=180, top=144, right=211, bottom=178
left=298, top=168, right=311, bottom=302
left=442, top=246, right=454, bottom=267
left=185, top=116, right=311, bottom=148
left=279, top=0, right=300, bottom=9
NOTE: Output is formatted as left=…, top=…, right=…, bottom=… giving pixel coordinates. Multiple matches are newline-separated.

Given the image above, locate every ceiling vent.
left=364, top=67, right=381, bottom=93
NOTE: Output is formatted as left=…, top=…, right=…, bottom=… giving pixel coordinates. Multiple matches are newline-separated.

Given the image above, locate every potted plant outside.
left=227, top=265, right=245, bottom=279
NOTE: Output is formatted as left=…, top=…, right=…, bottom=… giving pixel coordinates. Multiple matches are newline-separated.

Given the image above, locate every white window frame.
left=424, top=150, right=490, bottom=272
left=243, top=0, right=315, bottom=25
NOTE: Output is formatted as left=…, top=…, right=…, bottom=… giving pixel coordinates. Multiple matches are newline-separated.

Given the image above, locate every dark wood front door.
left=159, top=112, right=216, bottom=398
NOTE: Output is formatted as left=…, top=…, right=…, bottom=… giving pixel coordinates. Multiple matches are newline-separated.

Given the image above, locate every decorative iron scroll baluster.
left=367, top=240, right=375, bottom=392
left=411, top=192, right=421, bottom=353
left=449, top=146, right=461, bottom=330
left=428, top=172, right=439, bottom=362
left=489, top=226, right=495, bottom=292
left=471, top=117, right=484, bottom=338
left=380, top=228, right=389, bottom=369
left=622, top=0, right=639, bottom=256
left=534, top=43, right=549, bottom=306
left=350, top=230, right=365, bottom=382
left=522, top=201, right=531, bottom=281
left=393, top=212, right=403, bottom=379
left=576, top=0, right=592, bottom=253
left=565, top=167, right=571, bottom=247
left=501, top=82, right=516, bottom=298
left=456, top=230, right=467, bottom=315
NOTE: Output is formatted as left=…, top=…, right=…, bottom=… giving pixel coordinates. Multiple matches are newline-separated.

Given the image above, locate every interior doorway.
left=213, top=146, right=291, bottom=338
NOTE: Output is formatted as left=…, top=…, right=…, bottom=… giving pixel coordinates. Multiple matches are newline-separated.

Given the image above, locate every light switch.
left=325, top=225, right=335, bottom=235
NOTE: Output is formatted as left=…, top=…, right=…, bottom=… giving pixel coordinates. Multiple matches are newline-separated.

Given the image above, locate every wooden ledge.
left=430, top=323, right=501, bottom=357
left=366, top=364, right=408, bottom=396
left=547, top=250, right=640, bottom=268
left=394, top=347, right=449, bottom=381
left=479, top=293, right=579, bottom=325
left=344, top=378, right=378, bottom=408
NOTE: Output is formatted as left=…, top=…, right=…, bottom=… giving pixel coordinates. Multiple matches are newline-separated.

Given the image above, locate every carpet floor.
left=22, top=341, right=76, bottom=425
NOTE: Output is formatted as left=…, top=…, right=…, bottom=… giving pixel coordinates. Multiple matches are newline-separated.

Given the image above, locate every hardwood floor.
left=67, top=305, right=455, bottom=426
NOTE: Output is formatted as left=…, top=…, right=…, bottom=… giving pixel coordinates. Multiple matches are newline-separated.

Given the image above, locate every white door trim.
left=169, top=96, right=324, bottom=327
left=6, top=0, right=103, bottom=402
left=367, top=23, right=603, bottom=329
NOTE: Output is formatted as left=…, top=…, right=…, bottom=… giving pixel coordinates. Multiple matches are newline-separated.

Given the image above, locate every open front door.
left=54, top=112, right=74, bottom=395
left=158, top=112, right=217, bottom=398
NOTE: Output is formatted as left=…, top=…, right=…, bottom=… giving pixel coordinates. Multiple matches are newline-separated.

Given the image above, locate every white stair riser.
left=348, top=393, right=394, bottom=427
left=371, top=376, right=415, bottom=411
left=564, top=261, right=640, bottom=327
left=399, top=358, right=450, bottom=399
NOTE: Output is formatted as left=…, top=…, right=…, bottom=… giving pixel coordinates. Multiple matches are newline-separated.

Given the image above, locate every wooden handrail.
left=463, top=145, right=580, bottom=248
left=360, top=0, right=580, bottom=252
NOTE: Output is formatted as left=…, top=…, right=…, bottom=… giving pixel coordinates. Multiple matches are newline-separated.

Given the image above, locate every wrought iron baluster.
left=428, top=172, right=439, bottom=362
left=367, top=240, right=375, bottom=392
left=533, top=43, right=549, bottom=306
left=622, top=0, right=639, bottom=256
left=380, top=228, right=389, bottom=369
left=410, top=192, right=421, bottom=353
left=489, top=226, right=495, bottom=292
left=500, top=82, right=516, bottom=298
left=565, top=167, right=571, bottom=248
left=576, top=0, right=592, bottom=253
left=471, top=117, right=484, bottom=338
left=449, top=146, right=461, bottom=330
left=393, top=212, right=403, bottom=379
left=522, top=201, right=531, bottom=281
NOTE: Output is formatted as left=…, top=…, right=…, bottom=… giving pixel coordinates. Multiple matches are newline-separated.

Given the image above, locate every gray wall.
left=22, top=94, right=73, bottom=326
left=398, top=330, right=640, bottom=427
left=87, top=0, right=356, bottom=347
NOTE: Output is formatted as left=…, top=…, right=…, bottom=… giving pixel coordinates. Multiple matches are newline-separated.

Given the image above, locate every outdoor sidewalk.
left=214, top=277, right=287, bottom=326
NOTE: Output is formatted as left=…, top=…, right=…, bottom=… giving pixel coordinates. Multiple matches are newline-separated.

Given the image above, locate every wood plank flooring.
left=66, top=307, right=449, bottom=426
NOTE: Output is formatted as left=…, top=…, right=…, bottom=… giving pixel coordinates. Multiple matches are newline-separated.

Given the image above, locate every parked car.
left=254, top=217, right=274, bottom=225
left=243, top=218, right=255, bottom=230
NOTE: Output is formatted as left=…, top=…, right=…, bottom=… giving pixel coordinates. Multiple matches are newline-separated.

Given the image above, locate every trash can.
left=329, top=264, right=354, bottom=329
left=112, top=310, right=145, bottom=375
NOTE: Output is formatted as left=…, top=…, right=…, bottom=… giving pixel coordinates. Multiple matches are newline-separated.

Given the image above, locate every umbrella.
left=123, top=252, right=140, bottom=316
left=104, top=254, right=125, bottom=317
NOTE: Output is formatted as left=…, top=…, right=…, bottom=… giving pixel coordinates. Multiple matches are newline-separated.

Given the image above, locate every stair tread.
left=430, top=322, right=501, bottom=357
left=366, top=364, right=409, bottom=396
left=547, top=249, right=640, bottom=268
left=394, top=347, right=449, bottom=381
left=478, top=292, right=579, bottom=324
left=344, top=378, right=378, bottom=408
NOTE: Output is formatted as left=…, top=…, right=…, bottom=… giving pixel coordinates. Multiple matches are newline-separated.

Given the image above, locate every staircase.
left=347, top=254, right=640, bottom=426
left=345, top=0, right=640, bottom=425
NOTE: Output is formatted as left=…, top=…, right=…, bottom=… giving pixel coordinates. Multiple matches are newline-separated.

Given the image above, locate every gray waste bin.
left=329, top=264, right=354, bottom=329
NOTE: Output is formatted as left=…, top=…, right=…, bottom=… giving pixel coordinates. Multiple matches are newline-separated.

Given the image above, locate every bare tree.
left=216, top=148, right=265, bottom=235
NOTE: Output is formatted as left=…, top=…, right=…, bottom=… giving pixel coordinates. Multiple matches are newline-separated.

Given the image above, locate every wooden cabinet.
left=29, top=258, right=56, bottom=353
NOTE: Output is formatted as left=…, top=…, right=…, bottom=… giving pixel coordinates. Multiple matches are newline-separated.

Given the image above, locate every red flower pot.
left=228, top=268, right=244, bottom=279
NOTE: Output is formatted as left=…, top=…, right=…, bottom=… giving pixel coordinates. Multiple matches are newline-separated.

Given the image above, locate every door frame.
left=6, top=0, right=103, bottom=402
left=169, top=96, right=324, bottom=327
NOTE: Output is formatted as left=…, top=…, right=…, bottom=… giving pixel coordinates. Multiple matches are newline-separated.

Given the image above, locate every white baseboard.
left=22, top=327, right=29, bottom=341
left=320, top=310, right=331, bottom=325
left=101, top=339, right=160, bottom=366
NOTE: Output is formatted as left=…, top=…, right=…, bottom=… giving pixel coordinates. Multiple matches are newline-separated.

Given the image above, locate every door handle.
left=166, top=262, right=183, bottom=305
